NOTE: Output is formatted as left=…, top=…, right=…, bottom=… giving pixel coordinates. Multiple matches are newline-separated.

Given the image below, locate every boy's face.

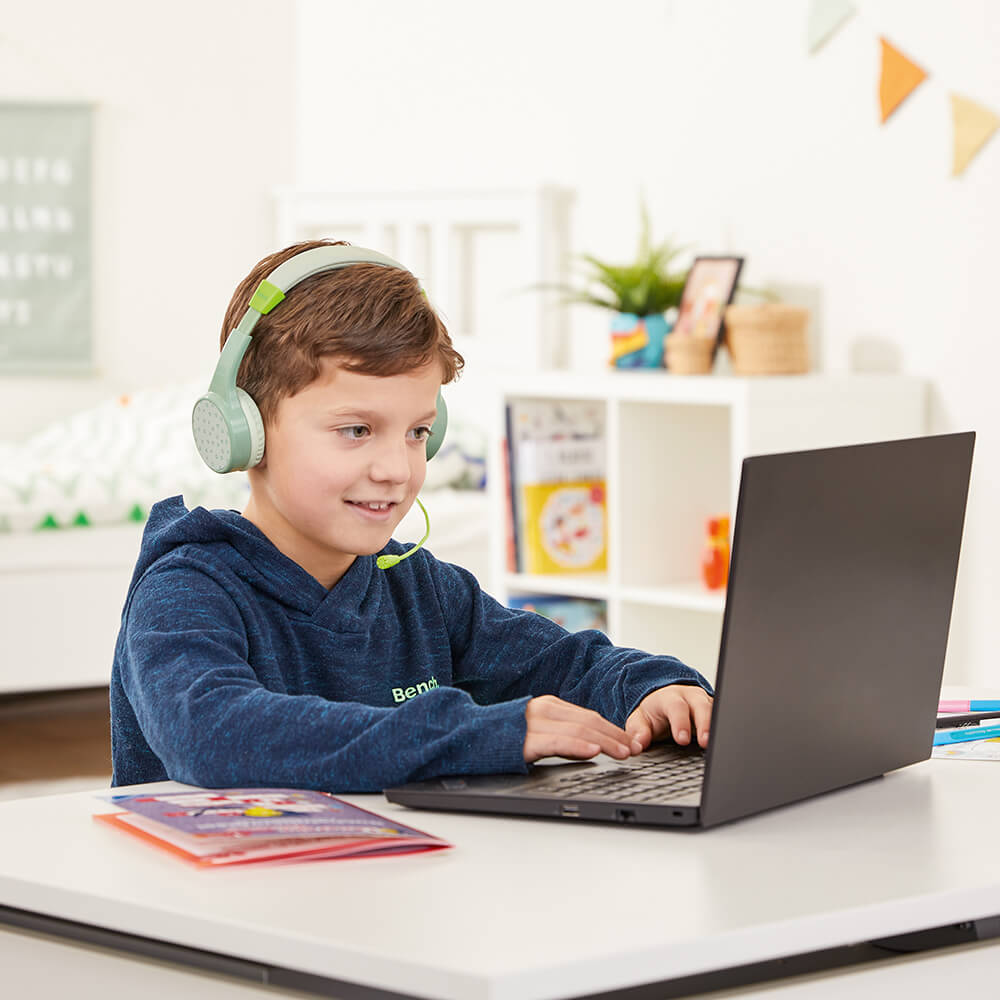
left=242, top=358, right=443, bottom=589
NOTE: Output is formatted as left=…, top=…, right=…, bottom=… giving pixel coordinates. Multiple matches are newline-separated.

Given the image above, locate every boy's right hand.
left=523, top=695, right=642, bottom=763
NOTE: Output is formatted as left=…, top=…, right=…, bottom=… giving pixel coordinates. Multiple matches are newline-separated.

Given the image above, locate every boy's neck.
left=240, top=497, right=357, bottom=590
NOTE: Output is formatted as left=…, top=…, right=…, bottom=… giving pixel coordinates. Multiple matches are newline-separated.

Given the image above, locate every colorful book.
left=94, top=788, right=451, bottom=867
left=521, top=480, right=608, bottom=573
left=507, top=594, right=608, bottom=633
left=505, top=399, right=607, bottom=575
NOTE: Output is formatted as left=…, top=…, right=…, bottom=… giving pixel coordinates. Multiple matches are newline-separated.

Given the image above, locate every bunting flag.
left=878, top=37, right=928, bottom=123
left=807, top=0, right=856, bottom=54
left=950, top=93, right=1000, bottom=176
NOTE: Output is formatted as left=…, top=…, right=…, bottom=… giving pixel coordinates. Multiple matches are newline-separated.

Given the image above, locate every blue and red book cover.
left=94, top=788, right=451, bottom=867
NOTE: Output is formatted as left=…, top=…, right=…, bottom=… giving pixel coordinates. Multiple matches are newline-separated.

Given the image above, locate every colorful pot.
left=609, top=312, right=671, bottom=369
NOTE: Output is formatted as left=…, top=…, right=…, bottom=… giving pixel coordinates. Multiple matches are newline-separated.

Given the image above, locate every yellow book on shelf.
left=521, top=480, right=607, bottom=574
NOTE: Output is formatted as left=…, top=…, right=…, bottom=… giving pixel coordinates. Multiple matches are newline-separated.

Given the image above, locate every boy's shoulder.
left=128, top=496, right=265, bottom=599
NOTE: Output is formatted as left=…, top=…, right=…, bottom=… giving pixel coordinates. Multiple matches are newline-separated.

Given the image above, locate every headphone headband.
left=193, top=244, right=448, bottom=474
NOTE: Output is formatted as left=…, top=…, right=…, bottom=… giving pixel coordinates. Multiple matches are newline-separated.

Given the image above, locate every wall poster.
left=0, top=102, right=93, bottom=372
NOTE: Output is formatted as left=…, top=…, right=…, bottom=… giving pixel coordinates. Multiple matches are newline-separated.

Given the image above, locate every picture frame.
left=671, top=255, right=744, bottom=352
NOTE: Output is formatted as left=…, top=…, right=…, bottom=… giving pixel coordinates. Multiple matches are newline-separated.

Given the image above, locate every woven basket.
left=664, top=335, right=715, bottom=374
left=724, top=304, right=810, bottom=375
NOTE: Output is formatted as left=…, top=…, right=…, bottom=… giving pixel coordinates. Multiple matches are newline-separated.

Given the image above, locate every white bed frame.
left=0, top=187, right=574, bottom=694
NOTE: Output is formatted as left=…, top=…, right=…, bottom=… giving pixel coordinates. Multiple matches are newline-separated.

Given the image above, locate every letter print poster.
left=0, top=102, right=93, bottom=371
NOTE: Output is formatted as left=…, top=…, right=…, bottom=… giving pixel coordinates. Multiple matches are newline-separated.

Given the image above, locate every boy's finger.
left=689, top=692, right=713, bottom=746
left=548, top=700, right=634, bottom=750
left=534, top=717, right=632, bottom=760
left=664, top=698, right=696, bottom=746
left=625, top=711, right=653, bottom=752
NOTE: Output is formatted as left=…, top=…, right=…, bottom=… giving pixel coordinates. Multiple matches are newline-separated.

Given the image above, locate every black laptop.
left=385, top=432, right=975, bottom=829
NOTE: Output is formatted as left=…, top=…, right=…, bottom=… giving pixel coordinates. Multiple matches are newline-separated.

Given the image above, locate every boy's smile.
left=241, top=358, right=442, bottom=589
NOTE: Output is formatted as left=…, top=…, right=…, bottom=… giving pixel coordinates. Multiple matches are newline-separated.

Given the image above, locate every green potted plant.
left=545, top=200, right=689, bottom=368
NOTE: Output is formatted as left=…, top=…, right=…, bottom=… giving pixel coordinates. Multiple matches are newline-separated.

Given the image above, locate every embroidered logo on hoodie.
left=392, top=677, right=439, bottom=704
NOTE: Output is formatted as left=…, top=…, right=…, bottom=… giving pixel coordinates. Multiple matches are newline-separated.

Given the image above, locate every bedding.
left=0, top=382, right=486, bottom=533
left=0, top=383, right=489, bottom=694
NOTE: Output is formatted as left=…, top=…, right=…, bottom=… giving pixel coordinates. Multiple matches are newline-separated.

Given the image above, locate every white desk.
left=1, top=759, right=1000, bottom=999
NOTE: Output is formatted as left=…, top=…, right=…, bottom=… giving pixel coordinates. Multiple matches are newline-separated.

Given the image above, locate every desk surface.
left=1, top=759, right=999, bottom=1000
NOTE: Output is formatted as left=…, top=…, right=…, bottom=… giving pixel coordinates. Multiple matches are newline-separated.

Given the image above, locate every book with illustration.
left=505, top=399, right=607, bottom=574
left=507, top=594, right=608, bottom=633
left=94, top=788, right=451, bottom=867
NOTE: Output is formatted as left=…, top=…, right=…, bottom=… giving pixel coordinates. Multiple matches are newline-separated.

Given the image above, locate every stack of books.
left=94, top=788, right=451, bottom=867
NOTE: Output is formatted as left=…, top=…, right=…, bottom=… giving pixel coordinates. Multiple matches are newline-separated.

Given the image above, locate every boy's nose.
left=369, top=439, right=412, bottom=483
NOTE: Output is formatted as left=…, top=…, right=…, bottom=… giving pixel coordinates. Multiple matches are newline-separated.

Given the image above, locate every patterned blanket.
left=0, top=383, right=485, bottom=534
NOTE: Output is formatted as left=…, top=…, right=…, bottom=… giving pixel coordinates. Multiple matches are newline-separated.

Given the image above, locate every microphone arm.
left=376, top=496, right=430, bottom=570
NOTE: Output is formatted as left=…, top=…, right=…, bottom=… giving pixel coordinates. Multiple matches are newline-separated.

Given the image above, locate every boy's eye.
left=410, top=426, right=432, bottom=442
left=337, top=425, right=370, bottom=440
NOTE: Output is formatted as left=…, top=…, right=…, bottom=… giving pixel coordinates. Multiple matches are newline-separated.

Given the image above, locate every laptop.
left=385, top=432, right=975, bottom=829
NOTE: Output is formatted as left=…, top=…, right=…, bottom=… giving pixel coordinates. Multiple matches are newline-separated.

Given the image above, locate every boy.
left=110, top=239, right=713, bottom=792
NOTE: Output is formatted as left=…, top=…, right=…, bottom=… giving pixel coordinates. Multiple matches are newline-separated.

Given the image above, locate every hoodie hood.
left=126, top=496, right=388, bottom=624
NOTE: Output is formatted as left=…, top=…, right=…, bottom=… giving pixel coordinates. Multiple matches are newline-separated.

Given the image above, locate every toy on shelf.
left=701, top=515, right=730, bottom=590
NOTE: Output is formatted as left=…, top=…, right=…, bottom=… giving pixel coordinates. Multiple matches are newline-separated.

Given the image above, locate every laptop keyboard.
left=533, top=744, right=705, bottom=804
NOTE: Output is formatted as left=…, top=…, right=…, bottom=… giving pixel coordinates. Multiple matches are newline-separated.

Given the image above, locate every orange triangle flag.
left=878, top=37, right=927, bottom=123
left=951, top=93, right=999, bottom=177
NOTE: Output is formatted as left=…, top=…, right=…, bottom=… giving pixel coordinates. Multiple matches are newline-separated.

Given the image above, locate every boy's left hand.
left=626, top=685, right=714, bottom=751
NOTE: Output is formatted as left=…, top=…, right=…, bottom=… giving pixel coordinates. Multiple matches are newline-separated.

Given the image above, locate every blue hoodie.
left=110, top=497, right=712, bottom=792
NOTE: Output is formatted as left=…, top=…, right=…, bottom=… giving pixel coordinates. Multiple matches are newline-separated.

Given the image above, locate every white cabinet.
left=488, top=372, right=927, bottom=681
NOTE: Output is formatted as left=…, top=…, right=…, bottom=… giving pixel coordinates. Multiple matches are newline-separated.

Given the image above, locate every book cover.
left=506, top=399, right=607, bottom=576
left=507, top=594, right=608, bottom=633
left=95, top=788, right=451, bottom=866
left=521, top=480, right=607, bottom=574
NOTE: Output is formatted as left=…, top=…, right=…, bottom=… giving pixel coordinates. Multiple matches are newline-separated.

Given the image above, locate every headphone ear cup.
left=236, top=387, right=266, bottom=469
left=426, top=391, right=447, bottom=461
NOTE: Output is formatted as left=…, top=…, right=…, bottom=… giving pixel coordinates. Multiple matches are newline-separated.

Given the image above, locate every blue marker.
left=933, top=723, right=1000, bottom=747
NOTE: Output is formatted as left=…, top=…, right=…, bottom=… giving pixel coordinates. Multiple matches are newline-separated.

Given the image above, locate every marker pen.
left=932, top=723, right=1000, bottom=747
left=936, top=710, right=1000, bottom=729
left=937, top=700, right=1000, bottom=713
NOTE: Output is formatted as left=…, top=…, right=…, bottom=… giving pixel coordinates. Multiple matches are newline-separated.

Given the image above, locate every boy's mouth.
left=346, top=500, right=399, bottom=521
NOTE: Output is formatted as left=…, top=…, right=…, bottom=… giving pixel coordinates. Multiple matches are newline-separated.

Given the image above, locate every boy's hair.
left=220, top=239, right=464, bottom=427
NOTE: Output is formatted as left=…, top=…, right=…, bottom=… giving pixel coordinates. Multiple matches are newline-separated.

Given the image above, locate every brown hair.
left=220, top=239, right=464, bottom=427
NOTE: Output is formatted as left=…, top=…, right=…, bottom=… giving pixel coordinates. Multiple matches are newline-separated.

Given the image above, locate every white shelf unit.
left=488, top=372, right=927, bottom=682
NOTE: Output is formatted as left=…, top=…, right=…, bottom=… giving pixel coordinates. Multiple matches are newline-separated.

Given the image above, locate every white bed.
left=0, top=186, right=573, bottom=694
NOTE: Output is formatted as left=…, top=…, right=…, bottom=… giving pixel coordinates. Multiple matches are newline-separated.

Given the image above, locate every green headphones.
left=192, top=245, right=448, bottom=474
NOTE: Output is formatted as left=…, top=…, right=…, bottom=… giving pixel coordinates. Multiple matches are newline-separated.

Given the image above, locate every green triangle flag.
left=73, top=511, right=91, bottom=527
left=807, top=0, right=856, bottom=53
left=128, top=504, right=145, bottom=523
left=36, top=513, right=60, bottom=530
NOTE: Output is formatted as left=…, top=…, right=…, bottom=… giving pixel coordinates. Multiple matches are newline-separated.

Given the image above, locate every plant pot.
left=664, top=335, right=715, bottom=374
left=609, top=312, right=671, bottom=369
left=724, top=304, right=810, bottom=375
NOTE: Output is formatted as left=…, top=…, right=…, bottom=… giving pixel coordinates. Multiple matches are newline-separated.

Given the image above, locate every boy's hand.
left=524, top=695, right=642, bottom=763
left=626, top=685, right=714, bottom=751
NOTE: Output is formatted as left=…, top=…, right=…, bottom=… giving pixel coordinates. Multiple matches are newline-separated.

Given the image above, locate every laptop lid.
left=698, top=432, right=974, bottom=828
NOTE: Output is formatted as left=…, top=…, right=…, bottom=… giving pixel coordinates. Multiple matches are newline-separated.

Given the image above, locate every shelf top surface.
left=499, top=371, right=926, bottom=406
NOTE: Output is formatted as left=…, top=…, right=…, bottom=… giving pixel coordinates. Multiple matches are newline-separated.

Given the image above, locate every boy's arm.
left=118, top=567, right=530, bottom=792
left=434, top=561, right=713, bottom=730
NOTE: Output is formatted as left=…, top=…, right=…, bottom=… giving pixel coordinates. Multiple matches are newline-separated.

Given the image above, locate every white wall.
left=297, top=0, right=1000, bottom=686
left=0, top=1, right=296, bottom=439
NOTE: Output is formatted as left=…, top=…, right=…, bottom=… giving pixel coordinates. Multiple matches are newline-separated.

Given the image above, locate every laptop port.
left=616, top=809, right=637, bottom=823
left=560, top=804, right=580, bottom=817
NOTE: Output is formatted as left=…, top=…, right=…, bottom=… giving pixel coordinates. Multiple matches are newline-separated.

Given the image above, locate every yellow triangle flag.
left=878, top=37, right=928, bottom=123
left=951, top=93, right=999, bottom=177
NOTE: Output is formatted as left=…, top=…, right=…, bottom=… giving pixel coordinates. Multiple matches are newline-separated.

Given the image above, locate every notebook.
left=385, top=432, right=975, bottom=829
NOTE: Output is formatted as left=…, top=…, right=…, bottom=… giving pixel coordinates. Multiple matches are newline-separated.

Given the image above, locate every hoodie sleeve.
left=119, top=565, right=530, bottom=793
left=428, top=559, right=714, bottom=726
